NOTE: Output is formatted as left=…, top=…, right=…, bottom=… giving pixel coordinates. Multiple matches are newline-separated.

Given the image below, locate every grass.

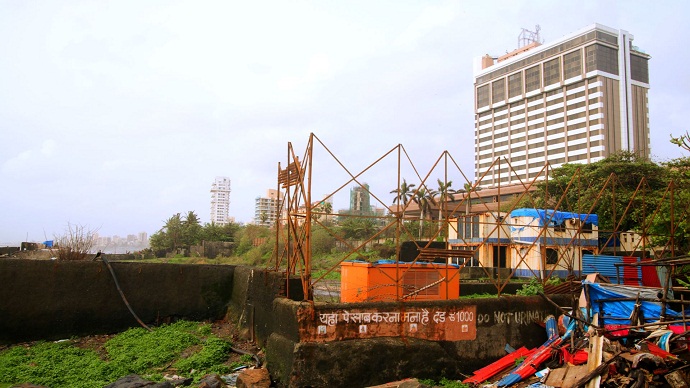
left=0, top=321, right=247, bottom=387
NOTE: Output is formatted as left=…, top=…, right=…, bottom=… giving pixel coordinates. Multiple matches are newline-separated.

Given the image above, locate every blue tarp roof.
left=509, top=208, right=598, bottom=226
left=584, top=280, right=680, bottom=324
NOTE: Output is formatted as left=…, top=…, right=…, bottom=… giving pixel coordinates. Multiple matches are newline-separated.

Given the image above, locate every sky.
left=1, top=0, right=689, bottom=245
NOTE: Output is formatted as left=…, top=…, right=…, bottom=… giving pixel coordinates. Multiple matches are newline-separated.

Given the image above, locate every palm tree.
left=436, top=179, right=458, bottom=229
left=461, top=182, right=483, bottom=215
left=413, top=187, right=437, bottom=239
left=390, top=179, right=416, bottom=219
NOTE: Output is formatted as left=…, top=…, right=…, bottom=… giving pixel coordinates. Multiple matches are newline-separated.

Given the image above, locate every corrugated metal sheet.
left=582, top=254, right=642, bottom=284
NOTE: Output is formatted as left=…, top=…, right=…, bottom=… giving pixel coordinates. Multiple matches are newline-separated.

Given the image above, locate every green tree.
left=646, top=158, right=690, bottom=255
left=436, top=179, right=458, bottom=230
left=311, top=224, right=337, bottom=255
left=390, top=179, right=416, bottom=219
left=340, top=217, right=378, bottom=241
left=202, top=221, right=240, bottom=242
left=460, top=182, right=482, bottom=215
left=413, top=186, right=437, bottom=239
left=671, top=131, right=690, bottom=152
left=182, top=211, right=203, bottom=246
left=528, top=152, right=667, bottom=232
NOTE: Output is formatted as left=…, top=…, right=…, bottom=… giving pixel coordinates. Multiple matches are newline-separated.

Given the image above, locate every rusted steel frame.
left=311, top=134, right=402, bottom=215
left=470, top=160, right=549, bottom=294
left=538, top=168, right=609, bottom=280
left=608, top=176, right=648, bottom=251
left=303, top=133, right=314, bottom=299
left=309, top=217, right=398, bottom=285
left=396, top=145, right=402, bottom=300
left=497, top=159, right=574, bottom=287
left=496, top=169, right=583, bottom=290
left=671, top=181, right=676, bottom=257
left=638, top=182, right=674, bottom=260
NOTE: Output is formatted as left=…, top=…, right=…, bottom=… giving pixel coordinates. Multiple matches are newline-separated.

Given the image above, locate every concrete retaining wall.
left=0, top=259, right=571, bottom=387
left=261, top=295, right=570, bottom=387
left=0, top=258, right=234, bottom=343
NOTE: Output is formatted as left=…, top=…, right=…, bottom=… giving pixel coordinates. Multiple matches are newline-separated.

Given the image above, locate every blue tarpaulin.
left=584, top=280, right=680, bottom=325
left=42, top=240, right=54, bottom=248
left=509, top=208, right=598, bottom=226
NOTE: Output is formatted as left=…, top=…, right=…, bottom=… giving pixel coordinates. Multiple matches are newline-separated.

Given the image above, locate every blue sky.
left=1, top=0, right=689, bottom=245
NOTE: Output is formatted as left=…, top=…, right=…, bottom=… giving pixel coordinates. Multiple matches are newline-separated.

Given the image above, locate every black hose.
left=94, top=252, right=261, bottom=366
left=230, top=346, right=262, bottom=367
left=94, top=252, right=152, bottom=332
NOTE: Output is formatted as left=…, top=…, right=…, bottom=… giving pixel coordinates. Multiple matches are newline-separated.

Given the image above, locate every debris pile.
left=464, top=273, right=690, bottom=388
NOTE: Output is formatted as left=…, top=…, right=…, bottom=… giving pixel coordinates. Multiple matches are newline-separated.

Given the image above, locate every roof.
left=509, top=208, right=598, bottom=226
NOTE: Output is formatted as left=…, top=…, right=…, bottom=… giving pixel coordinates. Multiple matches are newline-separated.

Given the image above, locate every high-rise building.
left=474, top=23, right=650, bottom=187
left=210, top=177, right=232, bottom=225
left=254, top=189, right=282, bottom=226
left=349, top=183, right=371, bottom=215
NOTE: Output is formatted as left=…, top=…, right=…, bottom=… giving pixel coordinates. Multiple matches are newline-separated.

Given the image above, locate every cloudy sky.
left=1, top=0, right=689, bottom=245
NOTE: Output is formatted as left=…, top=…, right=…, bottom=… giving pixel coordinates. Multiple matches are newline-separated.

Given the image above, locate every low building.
left=447, top=208, right=599, bottom=279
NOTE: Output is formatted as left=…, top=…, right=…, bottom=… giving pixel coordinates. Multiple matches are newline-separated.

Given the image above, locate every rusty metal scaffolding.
left=272, top=134, right=689, bottom=301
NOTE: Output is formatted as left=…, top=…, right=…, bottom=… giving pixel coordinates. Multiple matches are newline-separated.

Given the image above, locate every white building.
left=254, top=189, right=282, bottom=227
left=210, top=177, right=232, bottom=226
left=474, top=23, right=650, bottom=187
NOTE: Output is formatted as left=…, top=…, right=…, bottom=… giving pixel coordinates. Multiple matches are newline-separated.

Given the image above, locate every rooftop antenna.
left=518, top=25, right=542, bottom=48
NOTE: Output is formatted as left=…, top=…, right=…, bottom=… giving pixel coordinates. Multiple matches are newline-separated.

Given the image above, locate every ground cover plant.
left=0, top=321, right=247, bottom=388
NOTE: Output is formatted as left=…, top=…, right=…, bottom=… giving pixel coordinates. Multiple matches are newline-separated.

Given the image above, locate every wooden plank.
left=560, top=364, right=590, bottom=388
left=544, top=365, right=570, bottom=387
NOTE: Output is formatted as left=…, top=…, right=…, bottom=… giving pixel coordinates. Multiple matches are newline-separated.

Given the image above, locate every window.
left=564, top=50, right=582, bottom=79
left=585, top=44, right=618, bottom=74
left=543, top=58, right=561, bottom=86
left=630, top=54, right=649, bottom=83
left=545, top=248, right=558, bottom=265
left=525, top=65, right=541, bottom=93
left=477, top=85, right=490, bottom=108
left=492, top=79, right=506, bottom=104
left=508, top=72, right=523, bottom=98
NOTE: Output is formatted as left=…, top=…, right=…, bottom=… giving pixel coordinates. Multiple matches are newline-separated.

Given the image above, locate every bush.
left=54, top=223, right=98, bottom=261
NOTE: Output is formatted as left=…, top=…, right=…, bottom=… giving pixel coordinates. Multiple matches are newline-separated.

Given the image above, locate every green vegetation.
left=459, top=292, right=495, bottom=299
left=520, top=152, right=690, bottom=255
left=515, top=278, right=544, bottom=296
left=419, top=377, right=470, bottom=388
left=0, top=321, right=247, bottom=387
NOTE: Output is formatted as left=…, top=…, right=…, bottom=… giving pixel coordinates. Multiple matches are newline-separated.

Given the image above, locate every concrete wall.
left=261, top=295, right=569, bottom=387
left=0, top=258, right=234, bottom=343
left=0, top=258, right=570, bottom=387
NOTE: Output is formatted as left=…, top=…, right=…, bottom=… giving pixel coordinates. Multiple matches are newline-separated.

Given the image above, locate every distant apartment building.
left=349, top=183, right=371, bottom=215
left=210, top=176, right=232, bottom=226
left=474, top=23, right=650, bottom=187
left=254, top=189, right=282, bottom=227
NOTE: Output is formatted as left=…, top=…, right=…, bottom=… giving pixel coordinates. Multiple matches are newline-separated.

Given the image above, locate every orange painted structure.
left=340, top=261, right=460, bottom=303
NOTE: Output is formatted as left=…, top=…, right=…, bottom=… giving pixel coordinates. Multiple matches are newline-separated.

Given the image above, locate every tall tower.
left=349, top=183, right=371, bottom=215
left=210, top=177, right=231, bottom=225
left=473, top=23, right=650, bottom=187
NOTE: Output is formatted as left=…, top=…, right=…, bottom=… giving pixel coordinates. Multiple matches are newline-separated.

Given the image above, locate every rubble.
left=463, top=270, right=690, bottom=388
